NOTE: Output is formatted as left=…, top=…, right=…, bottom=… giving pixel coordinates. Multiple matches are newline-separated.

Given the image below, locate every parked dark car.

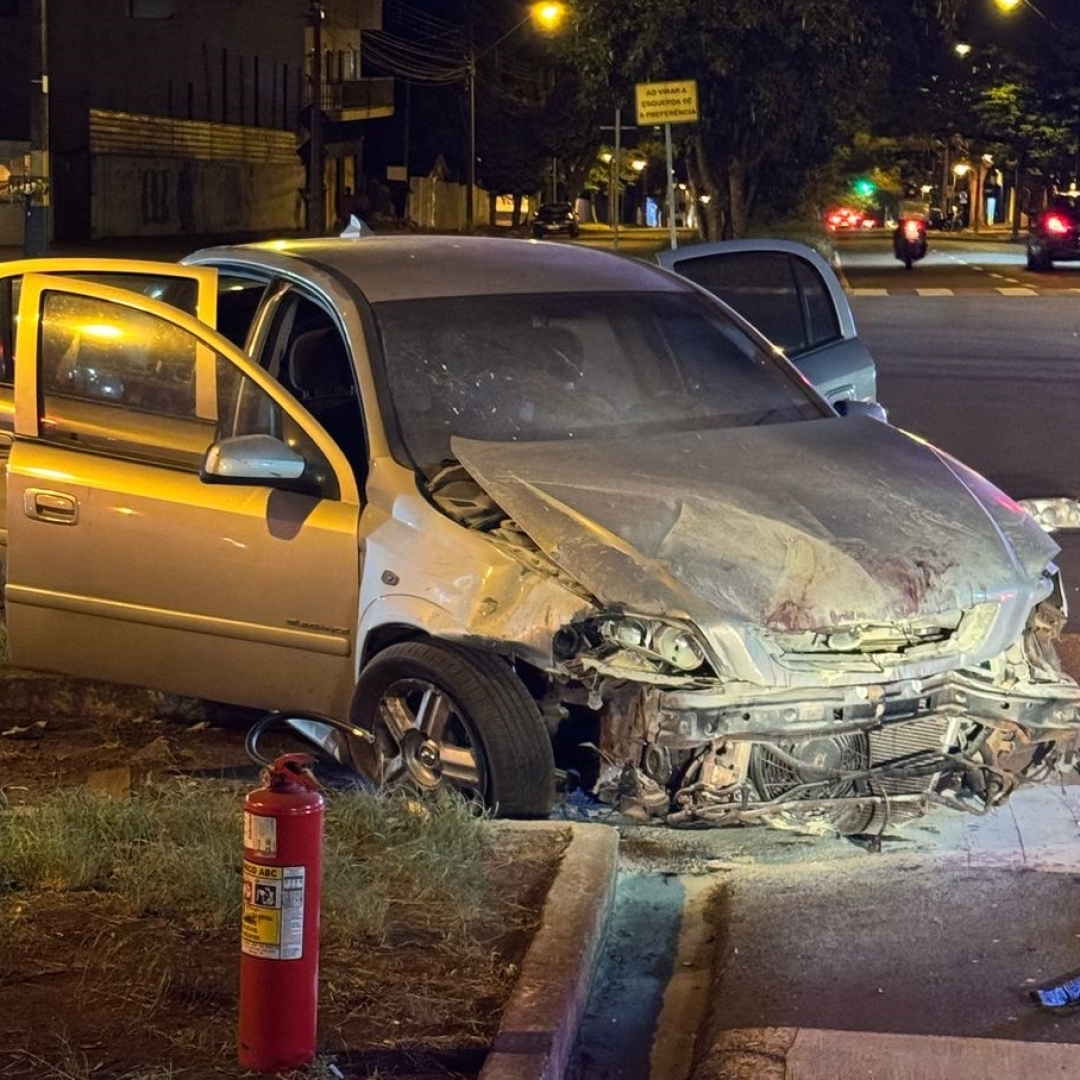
left=1027, top=195, right=1080, bottom=271
left=532, top=202, right=580, bottom=239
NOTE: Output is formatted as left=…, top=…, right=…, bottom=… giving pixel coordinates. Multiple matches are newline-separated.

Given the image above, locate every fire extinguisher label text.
left=241, top=861, right=306, bottom=960
left=244, top=811, right=278, bottom=856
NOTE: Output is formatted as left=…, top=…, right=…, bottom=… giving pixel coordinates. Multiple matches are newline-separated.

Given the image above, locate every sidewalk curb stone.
left=479, top=821, right=619, bottom=1080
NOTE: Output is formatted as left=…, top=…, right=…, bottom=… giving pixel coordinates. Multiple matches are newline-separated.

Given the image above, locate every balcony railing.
left=321, top=76, right=394, bottom=120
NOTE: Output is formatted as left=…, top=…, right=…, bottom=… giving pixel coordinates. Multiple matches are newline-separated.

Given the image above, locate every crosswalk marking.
left=850, top=286, right=1080, bottom=297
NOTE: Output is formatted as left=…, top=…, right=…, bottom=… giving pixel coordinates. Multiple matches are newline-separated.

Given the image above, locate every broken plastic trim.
left=1018, top=497, right=1080, bottom=534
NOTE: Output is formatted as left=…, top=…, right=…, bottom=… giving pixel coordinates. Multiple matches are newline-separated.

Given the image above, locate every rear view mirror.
left=201, top=433, right=307, bottom=484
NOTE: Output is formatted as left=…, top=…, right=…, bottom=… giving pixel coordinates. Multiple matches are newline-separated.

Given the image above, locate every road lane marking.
left=916, top=288, right=955, bottom=296
left=999, top=287, right=1038, bottom=295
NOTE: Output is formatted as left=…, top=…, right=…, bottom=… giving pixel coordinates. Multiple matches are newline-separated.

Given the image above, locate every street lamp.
left=992, top=0, right=1059, bottom=29
left=465, top=2, right=567, bottom=231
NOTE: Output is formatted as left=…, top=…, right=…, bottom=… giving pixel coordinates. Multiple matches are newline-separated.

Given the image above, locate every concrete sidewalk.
left=687, top=782, right=1080, bottom=1080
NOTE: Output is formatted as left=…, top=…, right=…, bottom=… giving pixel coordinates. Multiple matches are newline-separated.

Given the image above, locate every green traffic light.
left=853, top=178, right=876, bottom=198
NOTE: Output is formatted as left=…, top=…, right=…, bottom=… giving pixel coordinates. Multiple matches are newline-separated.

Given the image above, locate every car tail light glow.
left=1046, top=213, right=1070, bottom=235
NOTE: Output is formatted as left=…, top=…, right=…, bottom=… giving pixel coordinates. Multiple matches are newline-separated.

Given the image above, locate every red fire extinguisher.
left=238, top=753, right=325, bottom=1073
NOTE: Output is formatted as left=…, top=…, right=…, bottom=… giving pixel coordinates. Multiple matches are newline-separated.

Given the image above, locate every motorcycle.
left=893, top=217, right=928, bottom=269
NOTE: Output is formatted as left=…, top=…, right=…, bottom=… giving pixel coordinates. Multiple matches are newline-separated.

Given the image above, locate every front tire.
left=352, top=641, right=555, bottom=817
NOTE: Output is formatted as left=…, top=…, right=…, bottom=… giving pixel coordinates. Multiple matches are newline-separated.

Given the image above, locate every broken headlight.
left=554, top=614, right=715, bottom=676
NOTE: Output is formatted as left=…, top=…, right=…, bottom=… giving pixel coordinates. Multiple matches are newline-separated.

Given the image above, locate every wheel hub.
left=394, top=729, right=444, bottom=788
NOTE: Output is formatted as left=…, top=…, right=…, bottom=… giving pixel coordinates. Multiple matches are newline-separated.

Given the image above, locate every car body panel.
left=0, top=258, right=220, bottom=553
left=453, top=418, right=1054, bottom=681
left=655, top=239, right=876, bottom=405
left=7, top=273, right=361, bottom=716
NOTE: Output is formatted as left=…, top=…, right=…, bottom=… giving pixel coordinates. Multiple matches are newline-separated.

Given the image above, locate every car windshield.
left=371, top=290, right=827, bottom=473
left=539, top=204, right=572, bottom=219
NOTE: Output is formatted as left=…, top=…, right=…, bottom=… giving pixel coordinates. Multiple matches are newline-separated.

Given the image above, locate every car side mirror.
left=201, top=433, right=307, bottom=485
left=1017, top=497, right=1080, bottom=534
left=833, top=398, right=889, bottom=423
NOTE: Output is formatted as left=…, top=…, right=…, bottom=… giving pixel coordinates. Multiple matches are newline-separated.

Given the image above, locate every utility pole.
left=27, top=0, right=50, bottom=256
left=307, top=0, right=325, bottom=235
left=466, top=49, right=476, bottom=232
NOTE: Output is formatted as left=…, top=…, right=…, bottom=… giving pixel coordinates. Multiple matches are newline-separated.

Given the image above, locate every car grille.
left=771, top=615, right=960, bottom=670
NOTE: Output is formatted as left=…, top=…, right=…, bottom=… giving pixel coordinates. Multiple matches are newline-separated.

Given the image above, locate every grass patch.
left=0, top=781, right=568, bottom=1078
left=1, top=781, right=498, bottom=940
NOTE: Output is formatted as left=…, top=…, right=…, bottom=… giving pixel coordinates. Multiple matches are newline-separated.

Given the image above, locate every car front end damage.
left=445, top=424, right=1080, bottom=833
left=549, top=589, right=1080, bottom=832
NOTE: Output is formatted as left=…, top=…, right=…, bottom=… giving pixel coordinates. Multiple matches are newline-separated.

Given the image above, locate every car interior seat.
left=285, top=327, right=367, bottom=481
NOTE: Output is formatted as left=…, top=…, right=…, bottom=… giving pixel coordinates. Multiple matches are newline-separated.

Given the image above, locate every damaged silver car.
left=2, top=236, right=1079, bottom=833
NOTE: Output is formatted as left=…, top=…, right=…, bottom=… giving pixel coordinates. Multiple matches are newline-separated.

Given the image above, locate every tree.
left=555, top=0, right=966, bottom=237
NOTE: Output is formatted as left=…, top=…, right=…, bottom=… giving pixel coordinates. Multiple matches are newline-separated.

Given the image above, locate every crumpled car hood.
left=452, top=417, right=1058, bottom=632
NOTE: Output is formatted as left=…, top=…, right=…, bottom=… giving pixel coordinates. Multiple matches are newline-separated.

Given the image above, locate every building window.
left=128, top=0, right=176, bottom=18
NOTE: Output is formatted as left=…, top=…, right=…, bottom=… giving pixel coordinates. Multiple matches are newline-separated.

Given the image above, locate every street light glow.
left=994, top=0, right=1023, bottom=11
left=532, top=2, right=566, bottom=30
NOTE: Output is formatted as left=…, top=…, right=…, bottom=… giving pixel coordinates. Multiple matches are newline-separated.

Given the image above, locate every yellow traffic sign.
left=635, top=80, right=699, bottom=126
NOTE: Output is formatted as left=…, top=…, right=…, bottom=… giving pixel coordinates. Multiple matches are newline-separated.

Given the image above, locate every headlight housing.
left=554, top=613, right=716, bottom=678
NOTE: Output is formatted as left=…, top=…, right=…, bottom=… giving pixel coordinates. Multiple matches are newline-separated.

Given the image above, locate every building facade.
left=0, top=0, right=391, bottom=243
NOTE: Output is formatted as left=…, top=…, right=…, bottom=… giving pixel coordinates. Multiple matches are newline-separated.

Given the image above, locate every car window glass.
left=35, top=290, right=339, bottom=499
left=667, top=251, right=808, bottom=353
left=373, top=290, right=824, bottom=473
left=39, top=290, right=211, bottom=468
left=0, top=271, right=207, bottom=390
left=792, top=258, right=841, bottom=350
left=213, top=275, right=268, bottom=348
left=215, top=356, right=340, bottom=500
left=0, top=279, right=13, bottom=435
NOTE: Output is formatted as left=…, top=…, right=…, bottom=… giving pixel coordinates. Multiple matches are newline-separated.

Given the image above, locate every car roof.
left=188, top=235, right=682, bottom=305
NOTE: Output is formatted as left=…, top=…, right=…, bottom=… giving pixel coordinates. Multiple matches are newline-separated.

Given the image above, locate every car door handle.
left=24, top=488, right=79, bottom=525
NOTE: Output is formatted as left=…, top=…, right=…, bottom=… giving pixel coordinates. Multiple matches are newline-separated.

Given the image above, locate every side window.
left=260, top=293, right=368, bottom=485
left=792, top=258, right=841, bottom=351
left=0, top=278, right=12, bottom=435
left=672, top=251, right=807, bottom=354
left=0, top=276, right=16, bottom=385
left=42, top=292, right=196, bottom=416
left=35, top=289, right=342, bottom=500
left=39, top=291, right=211, bottom=468
left=214, top=275, right=268, bottom=349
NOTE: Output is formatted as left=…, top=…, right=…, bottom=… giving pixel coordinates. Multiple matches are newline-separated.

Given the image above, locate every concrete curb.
left=479, top=821, right=620, bottom=1080
left=693, top=1027, right=1080, bottom=1080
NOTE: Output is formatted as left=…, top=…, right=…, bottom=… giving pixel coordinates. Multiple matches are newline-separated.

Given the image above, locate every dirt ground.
left=0, top=671, right=568, bottom=1080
